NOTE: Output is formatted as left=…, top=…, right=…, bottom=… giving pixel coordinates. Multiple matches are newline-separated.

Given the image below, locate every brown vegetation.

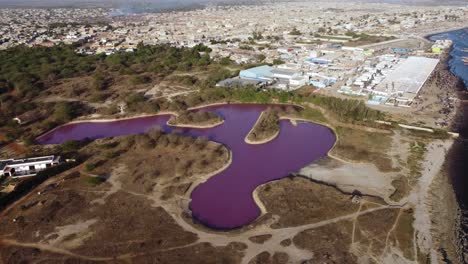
left=248, top=251, right=289, bottom=264
left=257, top=177, right=359, bottom=228
left=167, top=111, right=223, bottom=127
left=293, top=221, right=357, bottom=263
left=246, top=108, right=280, bottom=143
left=0, top=132, right=236, bottom=263
left=331, top=126, right=396, bottom=172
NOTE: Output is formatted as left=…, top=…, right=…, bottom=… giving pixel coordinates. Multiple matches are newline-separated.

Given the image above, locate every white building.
left=0, top=156, right=61, bottom=178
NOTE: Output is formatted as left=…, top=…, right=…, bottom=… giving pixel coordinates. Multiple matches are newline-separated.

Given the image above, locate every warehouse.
left=372, top=56, right=439, bottom=107
left=239, top=65, right=274, bottom=81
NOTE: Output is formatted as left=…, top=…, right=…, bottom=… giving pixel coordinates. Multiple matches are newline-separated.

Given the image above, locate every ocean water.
left=428, top=28, right=468, bottom=88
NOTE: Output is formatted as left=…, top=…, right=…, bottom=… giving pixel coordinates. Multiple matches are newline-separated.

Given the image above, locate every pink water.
left=37, top=104, right=336, bottom=229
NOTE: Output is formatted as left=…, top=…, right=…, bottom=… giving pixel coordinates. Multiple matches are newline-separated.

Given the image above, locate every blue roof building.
left=239, top=65, right=274, bottom=80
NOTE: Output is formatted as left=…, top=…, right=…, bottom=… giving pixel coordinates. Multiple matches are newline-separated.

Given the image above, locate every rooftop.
left=374, top=56, right=439, bottom=95
left=0, top=156, right=58, bottom=171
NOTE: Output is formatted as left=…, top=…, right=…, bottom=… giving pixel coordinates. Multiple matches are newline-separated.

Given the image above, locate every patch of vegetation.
left=389, top=176, right=409, bottom=202
left=239, top=45, right=253, bottom=51
left=60, top=139, right=90, bottom=153
left=259, top=177, right=359, bottom=228
left=168, top=111, right=223, bottom=127
left=85, top=163, right=96, bottom=172
left=344, top=32, right=396, bottom=47
left=85, top=176, right=106, bottom=187
left=393, top=209, right=416, bottom=260
left=272, top=58, right=285, bottom=65
left=115, top=130, right=229, bottom=199
left=104, top=151, right=120, bottom=159
left=98, top=142, right=119, bottom=150
left=332, top=126, right=395, bottom=172
left=0, top=43, right=216, bottom=145
left=407, top=141, right=427, bottom=183
left=355, top=208, right=400, bottom=256
left=289, top=27, right=302, bottom=36
left=278, top=106, right=326, bottom=123
left=246, top=108, right=279, bottom=143
left=306, top=95, right=384, bottom=122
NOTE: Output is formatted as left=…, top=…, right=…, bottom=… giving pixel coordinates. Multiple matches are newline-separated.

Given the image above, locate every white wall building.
left=0, top=156, right=61, bottom=178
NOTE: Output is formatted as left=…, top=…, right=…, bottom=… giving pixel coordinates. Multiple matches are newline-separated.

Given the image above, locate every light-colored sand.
left=408, top=139, right=453, bottom=263
left=299, top=158, right=398, bottom=201
left=167, top=118, right=225, bottom=129
left=36, top=111, right=178, bottom=141
left=41, top=219, right=97, bottom=249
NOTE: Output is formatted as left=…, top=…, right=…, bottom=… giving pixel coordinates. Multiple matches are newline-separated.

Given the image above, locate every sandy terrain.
left=300, top=157, right=397, bottom=201
left=0, top=105, right=458, bottom=264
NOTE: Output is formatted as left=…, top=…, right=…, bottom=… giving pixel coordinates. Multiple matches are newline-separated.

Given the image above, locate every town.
left=0, top=1, right=467, bottom=263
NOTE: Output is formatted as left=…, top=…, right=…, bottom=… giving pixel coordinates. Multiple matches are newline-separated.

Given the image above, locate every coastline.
left=423, top=26, right=467, bottom=39
left=430, top=150, right=463, bottom=263
left=426, top=29, right=468, bottom=263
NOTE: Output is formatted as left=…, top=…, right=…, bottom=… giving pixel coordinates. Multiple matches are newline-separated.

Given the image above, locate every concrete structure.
left=372, top=56, right=439, bottom=107
left=216, top=77, right=268, bottom=88
left=239, top=65, right=274, bottom=81
left=0, top=156, right=61, bottom=178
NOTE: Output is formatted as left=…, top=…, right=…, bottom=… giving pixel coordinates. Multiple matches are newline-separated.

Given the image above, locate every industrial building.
left=0, top=156, right=61, bottom=178
left=236, top=65, right=307, bottom=90
left=239, top=65, right=274, bottom=81
left=371, top=56, right=439, bottom=107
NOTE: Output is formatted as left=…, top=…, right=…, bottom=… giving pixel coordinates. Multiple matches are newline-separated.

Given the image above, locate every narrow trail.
left=382, top=208, right=403, bottom=257
left=1, top=239, right=115, bottom=261
left=351, top=201, right=363, bottom=244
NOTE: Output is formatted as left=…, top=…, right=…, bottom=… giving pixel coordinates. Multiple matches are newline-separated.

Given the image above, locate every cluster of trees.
left=252, top=31, right=264, bottom=41
left=289, top=27, right=302, bottom=36
left=0, top=43, right=213, bottom=100
left=0, top=43, right=216, bottom=142
left=104, top=43, right=212, bottom=74
left=169, top=111, right=222, bottom=125
left=0, top=45, right=100, bottom=98
left=117, top=85, right=384, bottom=127
left=306, top=95, right=384, bottom=122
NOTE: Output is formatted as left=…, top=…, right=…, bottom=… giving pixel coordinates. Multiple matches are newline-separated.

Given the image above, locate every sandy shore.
left=36, top=111, right=178, bottom=140
left=167, top=119, right=225, bottom=129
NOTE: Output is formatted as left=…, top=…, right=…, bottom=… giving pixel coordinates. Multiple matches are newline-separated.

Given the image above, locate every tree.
left=273, top=59, right=285, bottom=65
left=252, top=31, right=263, bottom=40
left=257, top=54, right=266, bottom=62
left=53, top=102, right=75, bottom=122
left=289, top=27, right=302, bottom=36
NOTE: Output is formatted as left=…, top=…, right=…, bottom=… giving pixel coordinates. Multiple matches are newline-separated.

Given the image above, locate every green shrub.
left=85, top=163, right=96, bottom=172
left=86, top=176, right=106, bottom=186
